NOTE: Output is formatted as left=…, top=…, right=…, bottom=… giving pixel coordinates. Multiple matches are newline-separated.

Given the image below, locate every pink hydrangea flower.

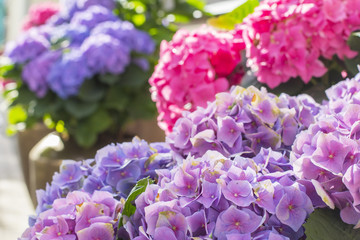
left=239, top=0, right=359, bottom=88
left=22, top=2, right=59, bottom=31
left=149, top=26, right=245, bottom=134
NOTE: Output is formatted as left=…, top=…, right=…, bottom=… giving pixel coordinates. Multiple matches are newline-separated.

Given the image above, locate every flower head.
left=149, top=26, right=244, bottom=133
left=239, top=0, right=359, bottom=88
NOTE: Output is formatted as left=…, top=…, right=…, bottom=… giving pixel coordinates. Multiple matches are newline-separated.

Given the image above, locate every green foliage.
left=347, top=31, right=360, bottom=52
left=122, top=177, right=154, bottom=217
left=120, top=64, right=150, bottom=87
left=345, top=31, right=360, bottom=76
left=74, top=123, right=98, bottom=148
left=7, top=105, right=27, bottom=125
left=304, top=208, right=360, bottom=240
left=64, top=98, right=99, bottom=119
left=186, top=0, right=205, bottom=10
left=115, top=0, right=205, bottom=45
left=0, top=61, right=158, bottom=148
left=117, top=177, right=154, bottom=239
left=83, top=109, right=113, bottom=134
left=77, top=80, right=106, bottom=102
left=208, top=0, right=259, bottom=30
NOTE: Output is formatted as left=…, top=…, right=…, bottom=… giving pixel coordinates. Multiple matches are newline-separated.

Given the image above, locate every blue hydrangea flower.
left=4, top=29, right=50, bottom=64
left=91, top=21, right=155, bottom=55
left=51, top=23, right=90, bottom=46
left=47, top=49, right=91, bottom=98
left=77, top=0, right=115, bottom=11
left=34, top=138, right=173, bottom=216
left=80, top=33, right=131, bottom=75
left=22, top=50, right=61, bottom=97
left=70, top=5, right=117, bottom=29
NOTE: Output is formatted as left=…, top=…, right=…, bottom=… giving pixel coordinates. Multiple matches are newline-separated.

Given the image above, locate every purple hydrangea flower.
left=22, top=191, right=119, bottom=240
left=290, top=72, right=360, bottom=227
left=168, top=85, right=320, bottom=159
left=275, top=185, right=314, bottom=231
left=51, top=23, right=90, bottom=46
left=4, top=30, right=50, bottom=64
left=214, top=206, right=263, bottom=239
left=33, top=138, right=173, bottom=217
left=126, top=149, right=313, bottom=239
left=22, top=50, right=61, bottom=97
left=47, top=49, right=91, bottom=98
left=80, top=33, right=131, bottom=75
left=77, top=0, right=115, bottom=10
left=91, top=20, right=155, bottom=55
left=70, top=6, right=117, bottom=29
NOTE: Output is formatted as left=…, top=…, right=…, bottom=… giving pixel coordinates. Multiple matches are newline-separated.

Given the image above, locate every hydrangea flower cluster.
left=35, top=138, right=173, bottom=216
left=149, top=26, right=245, bottom=134
left=167, top=85, right=320, bottom=159
left=239, top=0, right=360, bottom=88
left=123, top=150, right=313, bottom=239
left=22, top=2, right=59, bottom=31
left=5, top=1, right=154, bottom=98
left=290, top=73, right=360, bottom=227
left=20, top=190, right=121, bottom=240
left=55, top=0, right=116, bottom=23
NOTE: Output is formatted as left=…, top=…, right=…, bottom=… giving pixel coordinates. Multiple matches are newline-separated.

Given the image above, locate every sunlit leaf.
left=304, top=208, right=360, bottom=240
left=208, top=0, right=259, bottom=30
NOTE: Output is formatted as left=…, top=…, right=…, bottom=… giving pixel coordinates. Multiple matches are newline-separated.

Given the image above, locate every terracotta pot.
left=17, top=124, right=52, bottom=193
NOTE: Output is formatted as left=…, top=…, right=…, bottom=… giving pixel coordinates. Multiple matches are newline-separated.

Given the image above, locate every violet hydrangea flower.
left=80, top=33, right=131, bottom=75
left=168, top=85, right=320, bottom=159
left=70, top=5, right=118, bottom=29
left=21, top=191, right=119, bottom=240
left=124, top=150, right=313, bottom=239
left=33, top=137, right=174, bottom=217
left=47, top=49, right=91, bottom=98
left=290, top=72, right=360, bottom=227
left=22, top=50, right=61, bottom=97
left=4, top=28, right=50, bottom=64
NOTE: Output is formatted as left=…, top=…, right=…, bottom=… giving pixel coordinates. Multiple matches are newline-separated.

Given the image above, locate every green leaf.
left=2, top=65, right=22, bottom=81
left=117, top=177, right=154, bottom=236
left=11, top=86, right=37, bottom=106
left=132, top=14, right=146, bottom=26
left=84, top=109, right=113, bottom=134
left=122, top=177, right=154, bottom=217
left=127, top=89, right=156, bottom=119
left=0, top=63, right=15, bottom=76
left=99, top=74, right=120, bottom=85
left=344, top=54, right=360, bottom=76
left=78, top=80, right=106, bottom=102
left=64, top=98, right=98, bottom=119
left=7, top=105, right=27, bottom=125
left=347, top=31, right=360, bottom=52
left=304, top=208, right=360, bottom=240
left=33, top=95, right=62, bottom=118
left=74, top=123, right=97, bottom=148
left=208, top=0, right=259, bottom=30
left=186, top=0, right=205, bottom=10
left=104, top=85, right=128, bottom=111
left=120, top=64, right=150, bottom=87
